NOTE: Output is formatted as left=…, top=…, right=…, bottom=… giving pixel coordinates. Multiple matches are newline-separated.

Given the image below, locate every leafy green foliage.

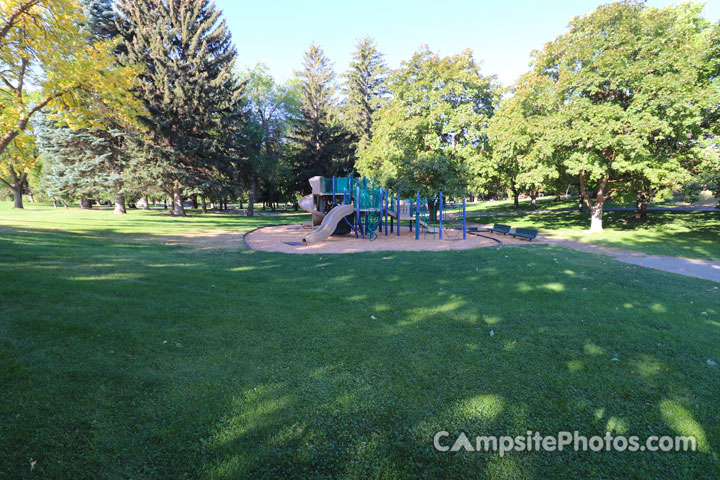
left=358, top=47, right=500, bottom=199
left=239, top=64, right=301, bottom=211
left=0, top=0, right=139, bottom=209
left=521, top=1, right=719, bottom=230
left=487, top=75, right=559, bottom=207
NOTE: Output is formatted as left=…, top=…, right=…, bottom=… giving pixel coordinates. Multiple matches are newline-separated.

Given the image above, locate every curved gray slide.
left=299, top=194, right=325, bottom=227
left=302, top=204, right=356, bottom=244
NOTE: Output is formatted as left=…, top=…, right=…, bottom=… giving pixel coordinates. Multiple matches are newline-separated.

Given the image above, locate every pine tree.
left=291, top=44, right=353, bottom=193
left=81, top=0, right=118, bottom=40
left=36, top=115, right=122, bottom=208
left=343, top=36, right=387, bottom=148
left=116, top=0, right=243, bottom=216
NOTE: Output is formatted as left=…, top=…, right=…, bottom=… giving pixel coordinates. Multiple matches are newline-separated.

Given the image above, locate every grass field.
left=465, top=194, right=716, bottom=214
left=1, top=204, right=719, bottom=478
left=468, top=209, right=720, bottom=260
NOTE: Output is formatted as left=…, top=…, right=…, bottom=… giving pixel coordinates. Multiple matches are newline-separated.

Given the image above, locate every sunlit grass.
left=468, top=209, right=720, bottom=260
left=0, top=206, right=718, bottom=478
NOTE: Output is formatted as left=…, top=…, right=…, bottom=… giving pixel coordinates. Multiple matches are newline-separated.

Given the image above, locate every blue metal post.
left=409, top=200, right=412, bottom=232
left=384, top=189, right=388, bottom=236
left=332, top=176, right=336, bottom=204
left=439, top=192, right=443, bottom=240
left=378, top=188, right=383, bottom=233
left=462, top=198, right=467, bottom=240
left=396, top=195, right=400, bottom=236
left=415, top=192, right=420, bottom=240
left=355, top=185, right=361, bottom=238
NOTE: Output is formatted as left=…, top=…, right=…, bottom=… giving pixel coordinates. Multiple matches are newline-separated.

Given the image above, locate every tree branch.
left=0, top=0, right=40, bottom=43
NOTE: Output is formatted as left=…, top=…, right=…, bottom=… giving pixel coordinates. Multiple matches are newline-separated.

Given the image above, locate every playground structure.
left=299, top=175, right=467, bottom=244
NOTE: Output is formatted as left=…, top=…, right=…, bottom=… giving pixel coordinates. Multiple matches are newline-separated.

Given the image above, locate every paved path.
left=544, top=237, right=720, bottom=283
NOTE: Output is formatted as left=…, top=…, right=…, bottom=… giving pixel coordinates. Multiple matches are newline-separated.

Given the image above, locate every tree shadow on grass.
left=0, top=228, right=718, bottom=478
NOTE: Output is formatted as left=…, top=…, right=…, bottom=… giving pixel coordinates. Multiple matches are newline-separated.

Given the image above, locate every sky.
left=216, top=0, right=720, bottom=87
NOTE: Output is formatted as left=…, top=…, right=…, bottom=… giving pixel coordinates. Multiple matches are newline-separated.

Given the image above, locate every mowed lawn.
left=1, top=205, right=719, bottom=478
left=469, top=209, right=720, bottom=261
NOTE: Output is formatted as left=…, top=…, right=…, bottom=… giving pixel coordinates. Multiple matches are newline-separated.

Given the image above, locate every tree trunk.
left=635, top=200, right=648, bottom=219
left=530, top=189, right=539, bottom=210
left=511, top=188, right=520, bottom=208
left=142, top=195, right=150, bottom=210
left=201, top=196, right=207, bottom=214
left=587, top=178, right=608, bottom=233
left=192, top=195, right=198, bottom=209
left=589, top=202, right=604, bottom=232
left=12, top=186, right=23, bottom=208
left=80, top=197, right=93, bottom=209
left=114, top=193, right=127, bottom=215
left=53, top=199, right=58, bottom=208
left=635, top=191, right=649, bottom=219
left=172, top=189, right=185, bottom=216
left=578, top=198, right=584, bottom=212
left=6, top=170, right=26, bottom=209
left=28, top=193, right=34, bottom=203
left=247, top=178, right=256, bottom=217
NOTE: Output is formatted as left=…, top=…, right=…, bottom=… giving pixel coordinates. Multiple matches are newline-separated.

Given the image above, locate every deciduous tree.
left=0, top=0, right=137, bottom=208
left=528, top=1, right=718, bottom=231
left=357, top=47, right=500, bottom=214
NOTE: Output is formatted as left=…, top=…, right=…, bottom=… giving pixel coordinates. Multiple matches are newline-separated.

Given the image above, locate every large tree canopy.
left=239, top=63, right=300, bottom=215
left=487, top=73, right=558, bottom=209
left=357, top=47, right=500, bottom=201
left=525, top=0, right=718, bottom=231
left=0, top=0, right=138, bottom=208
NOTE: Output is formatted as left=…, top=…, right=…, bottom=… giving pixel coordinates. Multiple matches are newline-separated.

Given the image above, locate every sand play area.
left=244, top=223, right=533, bottom=254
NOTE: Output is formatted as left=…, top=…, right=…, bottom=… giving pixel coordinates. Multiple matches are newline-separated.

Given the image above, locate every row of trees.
left=356, top=1, right=720, bottom=231
left=2, top=0, right=719, bottom=232
left=0, top=0, right=385, bottom=216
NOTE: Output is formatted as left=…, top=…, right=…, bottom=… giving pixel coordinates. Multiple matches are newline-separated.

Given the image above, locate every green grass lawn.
left=469, top=210, right=720, bottom=261
left=1, top=204, right=719, bottom=478
left=0, top=202, right=307, bottom=237
left=466, top=196, right=580, bottom=213
left=465, top=194, right=715, bottom=214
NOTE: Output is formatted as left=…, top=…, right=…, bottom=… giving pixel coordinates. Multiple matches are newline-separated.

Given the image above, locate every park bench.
left=487, top=224, right=511, bottom=235
left=509, top=228, right=539, bottom=241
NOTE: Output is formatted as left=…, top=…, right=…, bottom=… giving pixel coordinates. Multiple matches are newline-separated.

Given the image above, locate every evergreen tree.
left=117, top=0, right=243, bottom=216
left=82, top=0, right=118, bottom=40
left=291, top=44, right=353, bottom=194
left=343, top=36, right=387, bottom=148
left=36, top=115, right=123, bottom=209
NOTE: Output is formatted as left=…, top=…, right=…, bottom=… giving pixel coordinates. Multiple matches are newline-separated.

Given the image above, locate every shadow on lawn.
left=0, top=227, right=718, bottom=478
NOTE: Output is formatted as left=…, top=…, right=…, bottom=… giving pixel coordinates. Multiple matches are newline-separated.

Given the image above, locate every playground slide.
left=302, top=204, right=356, bottom=244
left=299, top=194, right=324, bottom=227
